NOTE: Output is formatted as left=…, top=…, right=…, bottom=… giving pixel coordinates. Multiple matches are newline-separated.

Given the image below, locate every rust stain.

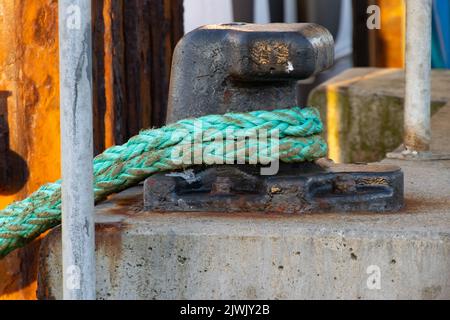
left=102, top=199, right=144, bottom=217
left=402, top=197, right=450, bottom=213
left=148, top=211, right=301, bottom=221
left=358, top=177, right=389, bottom=186
left=102, top=0, right=116, bottom=149
left=103, top=189, right=145, bottom=216
left=0, top=0, right=60, bottom=300
left=223, top=89, right=232, bottom=105
left=404, top=131, right=431, bottom=152
left=250, top=41, right=289, bottom=66
left=95, top=221, right=128, bottom=233
left=95, top=221, right=125, bottom=290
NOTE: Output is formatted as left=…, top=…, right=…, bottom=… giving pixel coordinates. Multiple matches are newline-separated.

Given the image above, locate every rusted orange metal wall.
left=371, top=0, right=405, bottom=68
left=0, top=0, right=60, bottom=211
left=353, top=0, right=405, bottom=68
left=0, top=0, right=60, bottom=300
left=0, top=0, right=183, bottom=300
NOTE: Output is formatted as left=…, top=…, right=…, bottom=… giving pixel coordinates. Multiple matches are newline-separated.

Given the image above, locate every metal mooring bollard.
left=167, top=23, right=334, bottom=122
left=59, top=0, right=96, bottom=300
left=144, top=24, right=404, bottom=214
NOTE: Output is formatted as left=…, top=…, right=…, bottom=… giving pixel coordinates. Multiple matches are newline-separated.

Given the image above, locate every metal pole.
left=59, top=0, right=95, bottom=300
left=404, top=0, right=432, bottom=154
left=283, top=0, right=298, bottom=23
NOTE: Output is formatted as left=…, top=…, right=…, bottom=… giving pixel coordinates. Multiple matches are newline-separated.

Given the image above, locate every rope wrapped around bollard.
left=0, top=107, right=327, bottom=259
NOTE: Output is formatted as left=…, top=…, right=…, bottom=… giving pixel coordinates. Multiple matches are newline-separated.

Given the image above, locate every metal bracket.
left=144, top=161, right=404, bottom=214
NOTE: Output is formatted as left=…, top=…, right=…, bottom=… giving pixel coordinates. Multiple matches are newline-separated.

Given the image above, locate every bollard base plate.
left=144, top=161, right=404, bottom=214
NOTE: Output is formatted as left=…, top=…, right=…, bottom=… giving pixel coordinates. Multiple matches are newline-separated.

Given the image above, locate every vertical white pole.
left=59, top=0, right=96, bottom=300
left=404, top=0, right=432, bottom=153
left=254, top=0, right=270, bottom=24
left=284, top=0, right=298, bottom=23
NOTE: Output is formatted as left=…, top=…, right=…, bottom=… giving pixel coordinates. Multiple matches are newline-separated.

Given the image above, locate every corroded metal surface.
left=162, top=23, right=403, bottom=214
left=166, top=23, right=334, bottom=123
left=144, top=162, right=403, bottom=214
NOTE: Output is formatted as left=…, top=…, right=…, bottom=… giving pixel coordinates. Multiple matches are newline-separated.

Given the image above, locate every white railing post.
left=283, top=0, right=298, bottom=23
left=404, top=0, right=432, bottom=154
left=59, top=0, right=96, bottom=300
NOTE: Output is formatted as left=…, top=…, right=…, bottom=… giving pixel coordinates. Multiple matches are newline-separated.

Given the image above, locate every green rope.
left=0, top=106, right=327, bottom=259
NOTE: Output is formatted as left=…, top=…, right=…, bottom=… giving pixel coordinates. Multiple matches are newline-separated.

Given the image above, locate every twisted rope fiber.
left=0, top=107, right=327, bottom=258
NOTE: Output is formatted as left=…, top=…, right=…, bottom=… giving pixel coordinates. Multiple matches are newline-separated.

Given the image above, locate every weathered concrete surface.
left=38, top=67, right=450, bottom=300
left=38, top=154, right=450, bottom=299
left=308, top=68, right=450, bottom=163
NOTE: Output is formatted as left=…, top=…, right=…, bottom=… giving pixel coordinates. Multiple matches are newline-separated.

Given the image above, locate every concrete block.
left=308, top=68, right=450, bottom=163
left=37, top=68, right=450, bottom=300
left=38, top=158, right=450, bottom=300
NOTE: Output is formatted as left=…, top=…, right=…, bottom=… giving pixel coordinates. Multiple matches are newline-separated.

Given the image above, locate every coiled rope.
left=0, top=106, right=327, bottom=259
